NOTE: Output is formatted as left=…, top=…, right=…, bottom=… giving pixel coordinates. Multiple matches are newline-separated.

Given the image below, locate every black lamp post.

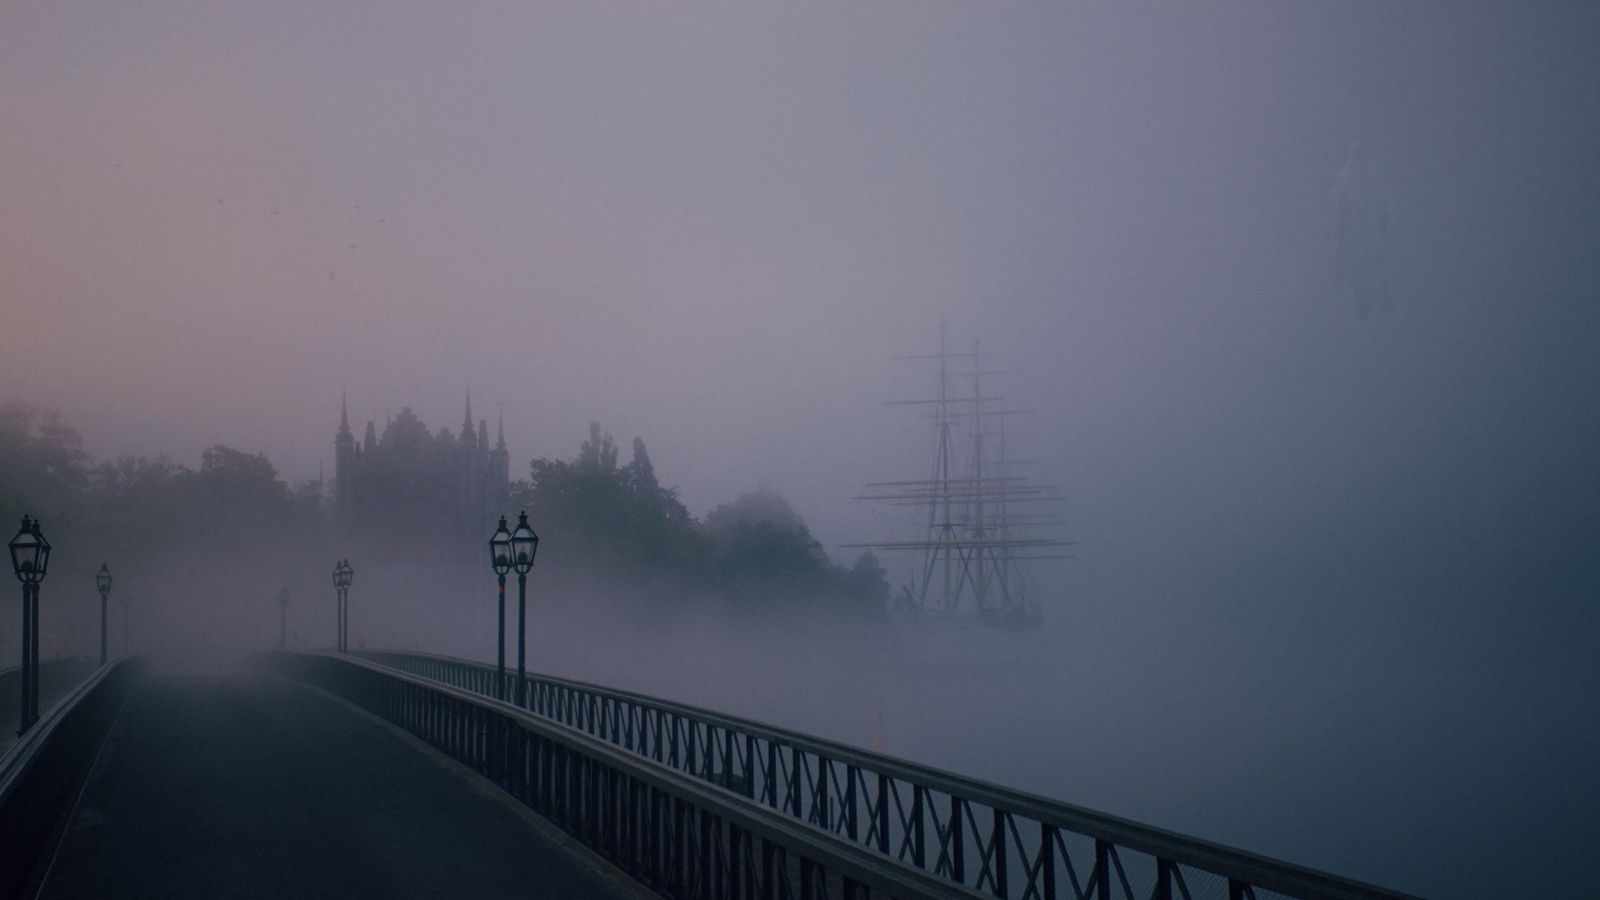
left=276, top=587, right=290, bottom=649
left=509, top=511, right=538, bottom=705
left=96, top=563, right=112, bottom=665
left=9, top=516, right=51, bottom=736
left=330, top=562, right=340, bottom=652
left=332, top=559, right=353, bottom=652
left=489, top=516, right=513, bottom=700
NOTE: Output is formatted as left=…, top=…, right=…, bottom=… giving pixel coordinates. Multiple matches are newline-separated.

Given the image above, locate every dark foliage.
left=0, top=405, right=887, bottom=625
left=514, top=422, right=888, bottom=612
left=0, top=403, right=332, bottom=630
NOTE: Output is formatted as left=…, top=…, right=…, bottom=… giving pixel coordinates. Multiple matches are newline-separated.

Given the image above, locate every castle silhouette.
left=334, top=394, right=511, bottom=533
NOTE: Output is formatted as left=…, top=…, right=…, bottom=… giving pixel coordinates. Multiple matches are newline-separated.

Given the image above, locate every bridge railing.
left=0, top=657, right=100, bottom=736
left=0, top=658, right=140, bottom=900
left=268, top=650, right=982, bottom=900
left=358, top=650, right=1414, bottom=900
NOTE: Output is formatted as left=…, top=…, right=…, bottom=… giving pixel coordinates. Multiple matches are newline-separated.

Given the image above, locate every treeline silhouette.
left=0, top=402, right=335, bottom=657
left=512, top=422, right=888, bottom=612
left=0, top=404, right=888, bottom=617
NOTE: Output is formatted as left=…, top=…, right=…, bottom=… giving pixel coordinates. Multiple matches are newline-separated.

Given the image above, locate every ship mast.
left=850, top=327, right=1069, bottom=625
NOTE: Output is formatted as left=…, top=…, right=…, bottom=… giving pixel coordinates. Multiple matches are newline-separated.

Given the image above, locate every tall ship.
left=849, top=326, right=1070, bottom=628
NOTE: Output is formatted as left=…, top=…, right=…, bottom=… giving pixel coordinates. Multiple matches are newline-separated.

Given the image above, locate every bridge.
left=0, top=648, right=1415, bottom=900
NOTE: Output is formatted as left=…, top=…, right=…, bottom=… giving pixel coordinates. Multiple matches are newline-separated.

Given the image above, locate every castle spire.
left=459, top=389, right=476, bottom=446
left=339, top=391, right=351, bottom=435
left=496, top=406, right=507, bottom=450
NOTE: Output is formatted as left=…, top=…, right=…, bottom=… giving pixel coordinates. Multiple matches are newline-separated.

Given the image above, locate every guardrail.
left=359, top=650, right=1415, bottom=900
left=267, top=651, right=982, bottom=900
left=0, top=658, right=140, bottom=900
left=0, top=658, right=100, bottom=737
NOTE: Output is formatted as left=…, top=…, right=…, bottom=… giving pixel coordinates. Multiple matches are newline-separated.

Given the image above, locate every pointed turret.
left=460, top=389, right=476, bottom=446
left=488, top=403, right=511, bottom=503
left=334, top=394, right=357, bottom=521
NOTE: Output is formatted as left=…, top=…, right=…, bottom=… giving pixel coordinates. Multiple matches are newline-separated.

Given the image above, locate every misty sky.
left=3, top=3, right=1599, bottom=895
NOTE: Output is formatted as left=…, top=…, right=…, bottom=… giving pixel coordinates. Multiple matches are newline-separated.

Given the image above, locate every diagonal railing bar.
left=359, top=650, right=1417, bottom=900
left=930, top=797, right=955, bottom=878
left=888, top=779, right=916, bottom=864
left=970, top=804, right=1002, bottom=896
left=1004, top=813, right=1035, bottom=898
left=866, top=774, right=888, bottom=854
left=1015, top=822, right=1050, bottom=900
left=1046, top=828, right=1089, bottom=900
left=823, top=758, right=847, bottom=837
left=1171, top=863, right=1193, bottom=900
left=1108, top=844, right=1134, bottom=900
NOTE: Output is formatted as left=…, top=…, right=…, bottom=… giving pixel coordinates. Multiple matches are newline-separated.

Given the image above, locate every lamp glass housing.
left=489, top=517, right=513, bottom=576
left=97, top=563, right=113, bottom=594
left=9, top=517, right=50, bottom=585
left=510, top=512, right=539, bottom=575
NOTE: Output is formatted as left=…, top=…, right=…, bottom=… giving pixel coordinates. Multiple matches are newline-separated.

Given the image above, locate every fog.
left=3, top=3, right=1598, bottom=897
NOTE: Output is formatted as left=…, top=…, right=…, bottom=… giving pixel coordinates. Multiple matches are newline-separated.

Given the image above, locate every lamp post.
left=330, top=562, right=340, bottom=652
left=509, top=511, right=539, bottom=705
left=9, top=516, right=51, bottom=736
left=342, top=560, right=354, bottom=650
left=276, top=587, right=290, bottom=649
left=489, top=516, right=512, bottom=700
left=96, top=563, right=112, bottom=665
left=332, top=559, right=353, bottom=652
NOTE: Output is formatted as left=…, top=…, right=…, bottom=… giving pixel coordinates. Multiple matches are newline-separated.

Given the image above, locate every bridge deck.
left=35, top=667, right=643, bottom=900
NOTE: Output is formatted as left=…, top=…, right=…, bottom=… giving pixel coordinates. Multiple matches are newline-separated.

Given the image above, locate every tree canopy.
left=514, top=422, right=887, bottom=611
left=0, top=404, right=888, bottom=626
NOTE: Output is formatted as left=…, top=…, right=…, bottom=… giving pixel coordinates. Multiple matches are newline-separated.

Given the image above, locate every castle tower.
left=460, top=390, right=476, bottom=448
left=331, top=395, right=511, bottom=534
left=492, top=410, right=511, bottom=494
left=335, top=393, right=357, bottom=519
left=457, top=392, right=477, bottom=523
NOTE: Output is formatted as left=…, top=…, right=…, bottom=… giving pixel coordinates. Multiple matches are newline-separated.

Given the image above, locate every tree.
left=519, top=423, right=706, bottom=580
left=578, top=421, right=618, bottom=472
left=704, top=489, right=830, bottom=593
left=841, top=551, right=890, bottom=613
left=518, top=423, right=885, bottom=614
left=0, top=402, right=91, bottom=530
left=198, top=445, right=289, bottom=510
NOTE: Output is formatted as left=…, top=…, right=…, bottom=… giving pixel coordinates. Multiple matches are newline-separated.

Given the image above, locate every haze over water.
left=4, top=3, right=1598, bottom=897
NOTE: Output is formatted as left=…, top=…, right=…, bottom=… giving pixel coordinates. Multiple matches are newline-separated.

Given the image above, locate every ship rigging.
left=847, top=325, right=1070, bottom=627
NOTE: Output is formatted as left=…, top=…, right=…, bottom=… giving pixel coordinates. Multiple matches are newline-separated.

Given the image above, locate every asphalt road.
left=35, top=667, right=645, bottom=899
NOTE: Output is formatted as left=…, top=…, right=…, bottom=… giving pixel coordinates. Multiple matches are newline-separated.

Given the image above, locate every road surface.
left=36, top=666, right=644, bottom=899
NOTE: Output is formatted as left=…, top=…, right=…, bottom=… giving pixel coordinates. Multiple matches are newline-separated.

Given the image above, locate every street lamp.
left=9, top=516, right=51, bottom=736
left=332, top=559, right=353, bottom=652
left=96, top=563, right=112, bottom=665
left=509, top=511, right=538, bottom=704
left=276, top=587, right=290, bottom=649
left=489, top=516, right=513, bottom=700
left=341, top=560, right=354, bottom=651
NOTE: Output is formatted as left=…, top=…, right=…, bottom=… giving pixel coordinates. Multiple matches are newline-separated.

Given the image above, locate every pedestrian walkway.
left=35, top=667, right=644, bottom=899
